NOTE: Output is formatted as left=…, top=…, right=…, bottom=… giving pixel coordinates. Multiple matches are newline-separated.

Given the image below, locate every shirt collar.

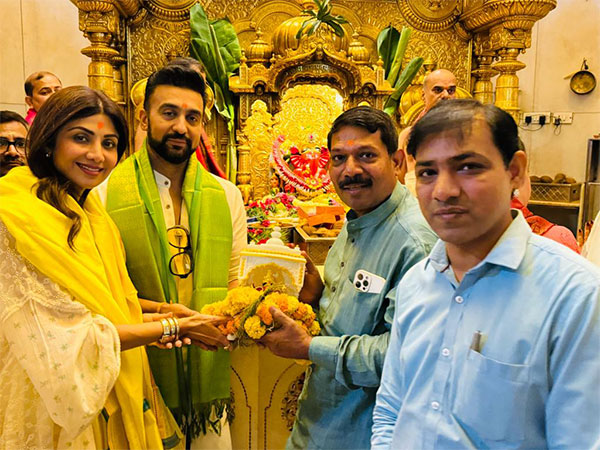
left=346, top=182, right=407, bottom=231
left=154, top=170, right=171, bottom=188
left=427, top=210, right=531, bottom=273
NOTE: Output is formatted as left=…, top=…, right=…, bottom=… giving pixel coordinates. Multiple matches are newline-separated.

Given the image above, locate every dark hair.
left=327, top=106, right=399, bottom=155
left=24, top=71, right=61, bottom=96
left=0, top=110, right=28, bottom=129
left=406, top=98, right=519, bottom=167
left=144, top=65, right=206, bottom=110
left=167, top=57, right=206, bottom=76
left=28, top=86, right=128, bottom=249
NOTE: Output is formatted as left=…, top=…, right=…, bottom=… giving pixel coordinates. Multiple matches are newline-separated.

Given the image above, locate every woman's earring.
left=512, top=188, right=520, bottom=198
left=45, top=152, right=51, bottom=158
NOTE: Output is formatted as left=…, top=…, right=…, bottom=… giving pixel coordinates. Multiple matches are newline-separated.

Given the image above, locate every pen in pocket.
left=469, top=330, right=482, bottom=353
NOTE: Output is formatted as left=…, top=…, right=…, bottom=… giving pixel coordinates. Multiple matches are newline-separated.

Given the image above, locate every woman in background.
left=0, top=86, right=226, bottom=449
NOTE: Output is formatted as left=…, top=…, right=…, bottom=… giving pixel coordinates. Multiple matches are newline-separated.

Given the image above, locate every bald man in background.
left=398, top=69, right=457, bottom=195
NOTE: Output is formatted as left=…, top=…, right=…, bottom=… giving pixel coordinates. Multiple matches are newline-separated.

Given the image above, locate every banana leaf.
left=190, top=3, right=241, bottom=181
left=386, top=27, right=412, bottom=87
left=384, top=57, right=424, bottom=116
left=377, top=25, right=400, bottom=75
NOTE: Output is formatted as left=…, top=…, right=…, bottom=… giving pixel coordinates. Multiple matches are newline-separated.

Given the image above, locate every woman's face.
left=53, top=113, right=119, bottom=191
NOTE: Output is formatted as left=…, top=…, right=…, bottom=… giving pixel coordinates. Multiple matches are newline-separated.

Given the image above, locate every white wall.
left=518, top=0, right=600, bottom=182
left=0, top=0, right=89, bottom=117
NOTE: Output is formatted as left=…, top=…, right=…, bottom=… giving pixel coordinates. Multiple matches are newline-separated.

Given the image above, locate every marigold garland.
left=201, top=286, right=320, bottom=345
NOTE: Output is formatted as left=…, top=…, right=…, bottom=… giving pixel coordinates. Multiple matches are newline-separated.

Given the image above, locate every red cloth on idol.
left=511, top=197, right=580, bottom=253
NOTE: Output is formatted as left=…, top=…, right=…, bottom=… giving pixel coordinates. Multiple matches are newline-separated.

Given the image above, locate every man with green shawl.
left=97, top=65, right=247, bottom=448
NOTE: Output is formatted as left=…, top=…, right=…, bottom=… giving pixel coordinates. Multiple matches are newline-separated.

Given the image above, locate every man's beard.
left=147, top=123, right=195, bottom=165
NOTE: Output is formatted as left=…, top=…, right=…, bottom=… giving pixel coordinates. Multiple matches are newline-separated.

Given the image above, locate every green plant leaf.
left=384, top=57, right=423, bottom=116
left=295, top=19, right=312, bottom=40
left=327, top=21, right=345, bottom=37
left=377, top=25, right=400, bottom=75
left=386, top=27, right=412, bottom=87
left=211, top=18, right=242, bottom=75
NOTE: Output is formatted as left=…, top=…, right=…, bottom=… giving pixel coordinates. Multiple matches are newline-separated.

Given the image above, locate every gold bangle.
left=167, top=317, right=179, bottom=341
left=159, top=318, right=172, bottom=344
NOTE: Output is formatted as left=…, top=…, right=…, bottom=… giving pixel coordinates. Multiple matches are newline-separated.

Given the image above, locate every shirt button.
left=331, top=286, right=337, bottom=293
left=441, top=348, right=450, bottom=357
left=455, top=295, right=464, bottom=304
left=164, top=181, right=169, bottom=186
left=166, top=204, right=171, bottom=209
left=340, top=262, right=345, bottom=267
left=350, top=238, right=356, bottom=243
left=431, top=401, right=440, bottom=410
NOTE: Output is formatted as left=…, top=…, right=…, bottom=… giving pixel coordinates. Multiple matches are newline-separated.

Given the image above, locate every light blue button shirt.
left=288, top=183, right=437, bottom=450
left=372, top=212, right=600, bottom=449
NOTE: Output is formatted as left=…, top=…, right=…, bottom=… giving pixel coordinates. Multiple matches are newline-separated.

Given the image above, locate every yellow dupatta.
left=0, top=166, right=180, bottom=449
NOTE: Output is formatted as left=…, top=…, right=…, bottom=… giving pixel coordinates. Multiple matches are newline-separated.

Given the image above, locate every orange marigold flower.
left=256, top=303, right=273, bottom=326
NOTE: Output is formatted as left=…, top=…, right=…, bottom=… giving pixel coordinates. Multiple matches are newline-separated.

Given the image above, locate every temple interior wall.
left=518, top=0, right=600, bottom=182
left=1, top=0, right=599, bottom=184
left=0, top=0, right=88, bottom=117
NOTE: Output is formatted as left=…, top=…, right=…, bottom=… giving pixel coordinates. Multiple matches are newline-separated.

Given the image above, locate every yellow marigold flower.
left=292, top=302, right=307, bottom=320
left=285, top=295, right=300, bottom=314
left=309, top=320, right=321, bottom=336
left=244, top=315, right=266, bottom=339
left=225, top=287, right=261, bottom=316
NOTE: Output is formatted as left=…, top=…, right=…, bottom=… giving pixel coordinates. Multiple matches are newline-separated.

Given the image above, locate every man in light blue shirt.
left=261, top=106, right=437, bottom=449
left=372, top=99, right=600, bottom=449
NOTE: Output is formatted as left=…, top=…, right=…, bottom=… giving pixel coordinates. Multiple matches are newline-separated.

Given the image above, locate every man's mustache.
left=338, top=175, right=372, bottom=189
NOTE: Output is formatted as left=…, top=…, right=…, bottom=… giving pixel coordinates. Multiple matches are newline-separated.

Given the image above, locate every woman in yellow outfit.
left=0, top=86, right=227, bottom=449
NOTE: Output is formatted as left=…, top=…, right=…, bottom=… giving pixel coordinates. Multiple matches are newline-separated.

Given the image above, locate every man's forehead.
left=0, top=121, right=27, bottom=136
left=149, top=85, right=204, bottom=110
left=34, top=75, right=61, bottom=89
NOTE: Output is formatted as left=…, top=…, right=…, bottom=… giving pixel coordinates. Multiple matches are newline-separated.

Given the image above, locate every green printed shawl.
left=105, top=143, right=232, bottom=439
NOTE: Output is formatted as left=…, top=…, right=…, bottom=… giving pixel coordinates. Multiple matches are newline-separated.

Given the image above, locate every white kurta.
left=0, top=222, right=121, bottom=449
left=583, top=211, right=600, bottom=265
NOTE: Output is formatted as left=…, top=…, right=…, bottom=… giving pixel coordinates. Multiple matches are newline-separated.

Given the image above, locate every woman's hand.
left=179, top=314, right=230, bottom=351
left=143, top=312, right=192, bottom=349
left=158, top=302, right=198, bottom=318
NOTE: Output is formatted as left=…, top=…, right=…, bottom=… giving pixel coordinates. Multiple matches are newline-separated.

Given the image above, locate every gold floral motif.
left=281, top=372, right=306, bottom=431
left=398, top=0, right=462, bottom=32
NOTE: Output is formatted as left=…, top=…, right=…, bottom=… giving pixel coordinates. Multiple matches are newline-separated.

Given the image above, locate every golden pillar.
left=471, top=35, right=497, bottom=105
left=77, top=0, right=120, bottom=99
left=492, top=47, right=526, bottom=121
left=236, top=137, right=253, bottom=204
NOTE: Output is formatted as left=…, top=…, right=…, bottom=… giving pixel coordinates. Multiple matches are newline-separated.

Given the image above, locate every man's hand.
left=260, top=307, right=311, bottom=360
left=298, top=250, right=324, bottom=306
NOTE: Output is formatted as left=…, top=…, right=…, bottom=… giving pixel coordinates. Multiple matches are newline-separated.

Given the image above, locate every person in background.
left=511, top=139, right=579, bottom=252
left=0, top=86, right=227, bottom=449
left=24, top=71, right=62, bottom=124
left=0, top=110, right=28, bottom=176
left=582, top=211, right=600, bottom=265
left=398, top=69, right=457, bottom=195
left=372, top=99, right=599, bottom=449
left=261, top=106, right=437, bottom=450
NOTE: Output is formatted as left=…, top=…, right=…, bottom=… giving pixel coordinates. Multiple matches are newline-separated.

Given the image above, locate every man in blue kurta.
left=372, top=99, right=600, bottom=449
left=261, top=106, right=437, bottom=449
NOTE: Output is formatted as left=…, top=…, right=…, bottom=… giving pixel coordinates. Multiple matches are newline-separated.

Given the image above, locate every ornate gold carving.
left=145, top=0, right=196, bottom=21
left=113, top=0, right=141, bottom=17
left=461, top=0, right=557, bottom=33
left=129, top=16, right=190, bottom=84
left=281, top=372, right=306, bottom=431
left=241, top=100, right=275, bottom=201
left=398, top=0, right=462, bottom=32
